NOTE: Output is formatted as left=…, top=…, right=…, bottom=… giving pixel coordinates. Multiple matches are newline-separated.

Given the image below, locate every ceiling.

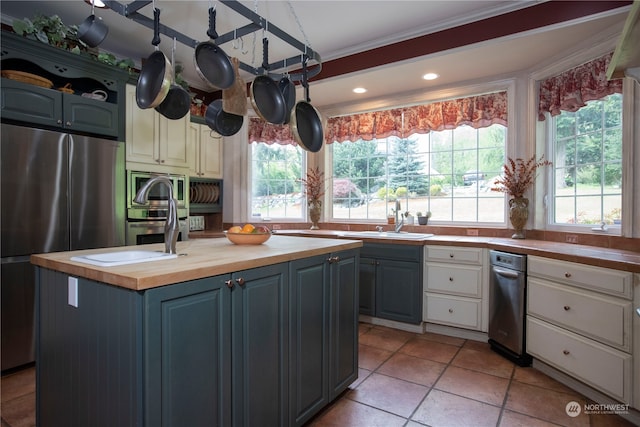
left=0, top=1, right=631, bottom=112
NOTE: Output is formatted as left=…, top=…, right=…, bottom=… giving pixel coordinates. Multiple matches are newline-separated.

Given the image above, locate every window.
left=549, top=93, right=622, bottom=226
left=330, top=124, right=507, bottom=223
left=250, top=142, right=305, bottom=220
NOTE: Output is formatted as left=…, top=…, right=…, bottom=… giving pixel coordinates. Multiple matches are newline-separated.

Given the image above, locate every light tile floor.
left=1, top=323, right=636, bottom=427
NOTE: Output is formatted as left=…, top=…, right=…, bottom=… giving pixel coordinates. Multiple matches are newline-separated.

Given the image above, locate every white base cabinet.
left=424, top=246, right=488, bottom=331
left=527, top=255, right=635, bottom=405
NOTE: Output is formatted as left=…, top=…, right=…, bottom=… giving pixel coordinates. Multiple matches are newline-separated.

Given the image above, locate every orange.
left=241, top=223, right=255, bottom=233
left=228, top=226, right=242, bottom=233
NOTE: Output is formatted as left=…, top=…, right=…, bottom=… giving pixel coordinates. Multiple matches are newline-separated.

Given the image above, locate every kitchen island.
left=31, top=236, right=362, bottom=427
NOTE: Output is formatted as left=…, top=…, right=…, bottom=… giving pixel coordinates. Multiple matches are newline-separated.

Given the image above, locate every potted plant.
left=300, top=167, right=326, bottom=230
left=491, top=155, right=551, bottom=238
left=417, top=211, right=431, bottom=225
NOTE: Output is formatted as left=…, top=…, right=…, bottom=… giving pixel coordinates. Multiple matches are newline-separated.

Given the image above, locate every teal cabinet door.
left=1, top=79, right=63, bottom=129
left=144, top=275, right=232, bottom=427
left=289, top=255, right=330, bottom=426
left=64, top=94, right=120, bottom=137
left=361, top=243, right=423, bottom=324
left=231, top=264, right=289, bottom=427
left=376, top=258, right=422, bottom=323
left=329, top=250, right=359, bottom=399
left=358, top=257, right=376, bottom=316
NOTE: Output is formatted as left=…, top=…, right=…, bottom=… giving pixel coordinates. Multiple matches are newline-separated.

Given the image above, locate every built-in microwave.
left=127, top=171, right=188, bottom=220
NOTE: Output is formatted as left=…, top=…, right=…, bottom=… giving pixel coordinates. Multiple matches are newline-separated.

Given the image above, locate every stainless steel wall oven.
left=126, top=171, right=188, bottom=246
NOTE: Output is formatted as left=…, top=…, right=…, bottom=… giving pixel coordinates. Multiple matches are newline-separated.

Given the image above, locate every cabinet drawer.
left=426, top=263, right=482, bottom=297
left=528, top=278, right=632, bottom=351
left=424, top=293, right=481, bottom=330
left=361, top=243, right=421, bottom=262
left=527, top=317, right=632, bottom=403
left=426, top=246, right=482, bottom=265
left=528, top=256, right=632, bottom=299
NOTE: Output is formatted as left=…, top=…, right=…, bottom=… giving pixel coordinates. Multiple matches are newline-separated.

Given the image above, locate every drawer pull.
left=448, top=308, right=453, bottom=313
left=449, top=254, right=454, bottom=258
left=563, top=305, right=570, bottom=311
left=563, top=350, right=570, bottom=355
left=564, top=272, right=572, bottom=278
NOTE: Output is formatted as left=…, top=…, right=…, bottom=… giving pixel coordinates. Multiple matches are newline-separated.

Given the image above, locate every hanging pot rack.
left=102, top=0, right=322, bottom=83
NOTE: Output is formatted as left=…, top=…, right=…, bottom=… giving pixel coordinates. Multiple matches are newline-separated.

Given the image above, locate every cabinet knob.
left=449, top=254, right=454, bottom=258
left=235, top=277, right=245, bottom=286
left=448, top=308, right=453, bottom=313
left=449, top=277, right=454, bottom=282
left=564, top=272, right=572, bottom=278
left=563, top=305, right=570, bottom=311
left=563, top=350, right=570, bottom=355
left=225, top=279, right=234, bottom=289
left=57, top=119, right=63, bottom=125
left=327, top=256, right=340, bottom=263
left=66, top=121, right=72, bottom=126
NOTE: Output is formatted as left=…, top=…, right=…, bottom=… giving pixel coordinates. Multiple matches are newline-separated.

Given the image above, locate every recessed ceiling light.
left=353, top=87, right=367, bottom=94
left=84, top=0, right=108, bottom=8
left=422, top=73, right=439, bottom=81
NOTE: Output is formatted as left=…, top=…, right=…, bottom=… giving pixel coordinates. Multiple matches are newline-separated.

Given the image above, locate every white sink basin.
left=340, top=231, right=434, bottom=240
left=70, top=250, right=178, bottom=267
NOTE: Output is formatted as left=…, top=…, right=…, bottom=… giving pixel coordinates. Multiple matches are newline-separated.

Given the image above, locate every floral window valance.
left=325, top=91, right=508, bottom=143
left=247, top=91, right=508, bottom=146
left=538, top=53, right=622, bottom=121
left=248, top=117, right=298, bottom=146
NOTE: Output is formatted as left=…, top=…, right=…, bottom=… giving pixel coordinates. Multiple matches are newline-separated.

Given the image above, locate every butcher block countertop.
left=30, top=235, right=363, bottom=291
left=268, top=229, right=640, bottom=273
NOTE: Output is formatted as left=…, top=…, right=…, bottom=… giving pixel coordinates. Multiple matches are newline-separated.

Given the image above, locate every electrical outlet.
left=565, top=234, right=578, bottom=244
left=68, top=276, right=78, bottom=308
left=466, top=229, right=479, bottom=236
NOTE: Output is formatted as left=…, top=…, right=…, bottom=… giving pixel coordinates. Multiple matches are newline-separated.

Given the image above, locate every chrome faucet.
left=394, top=200, right=404, bottom=233
left=134, top=175, right=178, bottom=254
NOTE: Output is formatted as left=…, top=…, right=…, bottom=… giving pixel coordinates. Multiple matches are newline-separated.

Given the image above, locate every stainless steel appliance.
left=126, top=171, right=188, bottom=246
left=1, top=123, right=125, bottom=372
left=488, top=250, right=531, bottom=366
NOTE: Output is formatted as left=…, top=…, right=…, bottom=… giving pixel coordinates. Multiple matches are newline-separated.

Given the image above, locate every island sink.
left=70, top=250, right=178, bottom=267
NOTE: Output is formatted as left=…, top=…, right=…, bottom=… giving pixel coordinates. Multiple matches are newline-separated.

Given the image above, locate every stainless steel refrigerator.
left=1, top=123, right=125, bottom=371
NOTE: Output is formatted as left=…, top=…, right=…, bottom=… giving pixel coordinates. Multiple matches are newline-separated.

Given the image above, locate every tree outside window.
left=551, top=93, right=622, bottom=226
left=330, top=124, right=507, bottom=223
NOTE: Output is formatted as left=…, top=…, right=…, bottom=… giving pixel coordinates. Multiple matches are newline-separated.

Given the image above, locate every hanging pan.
left=250, top=37, right=287, bottom=124
left=290, top=57, right=324, bottom=152
left=278, top=66, right=296, bottom=124
left=194, top=7, right=235, bottom=90
left=136, top=6, right=172, bottom=109
left=155, top=38, right=191, bottom=120
left=205, top=99, right=243, bottom=137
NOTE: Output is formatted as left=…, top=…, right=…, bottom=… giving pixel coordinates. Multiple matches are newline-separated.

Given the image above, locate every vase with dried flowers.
left=300, top=167, right=325, bottom=230
left=492, top=155, right=551, bottom=239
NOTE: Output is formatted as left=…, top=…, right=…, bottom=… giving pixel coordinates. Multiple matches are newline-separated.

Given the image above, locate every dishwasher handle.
left=492, top=266, right=521, bottom=279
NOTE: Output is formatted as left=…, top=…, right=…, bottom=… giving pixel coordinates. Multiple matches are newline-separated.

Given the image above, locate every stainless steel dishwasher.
left=488, top=250, right=531, bottom=366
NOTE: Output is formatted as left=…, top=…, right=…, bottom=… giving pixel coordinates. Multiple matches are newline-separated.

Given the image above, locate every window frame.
left=543, top=93, right=623, bottom=234
left=323, top=79, right=518, bottom=226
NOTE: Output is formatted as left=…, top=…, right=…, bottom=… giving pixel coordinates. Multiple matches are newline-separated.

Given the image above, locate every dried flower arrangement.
left=492, top=155, right=552, bottom=198
left=299, top=167, right=325, bottom=203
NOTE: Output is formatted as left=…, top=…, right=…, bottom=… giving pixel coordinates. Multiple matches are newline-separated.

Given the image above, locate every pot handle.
left=152, top=7, right=161, bottom=47
left=262, top=37, right=270, bottom=71
left=207, top=7, right=218, bottom=39
left=302, top=55, right=310, bottom=102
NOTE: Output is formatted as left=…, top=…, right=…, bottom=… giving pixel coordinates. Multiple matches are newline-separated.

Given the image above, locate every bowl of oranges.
left=224, top=223, right=272, bottom=245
